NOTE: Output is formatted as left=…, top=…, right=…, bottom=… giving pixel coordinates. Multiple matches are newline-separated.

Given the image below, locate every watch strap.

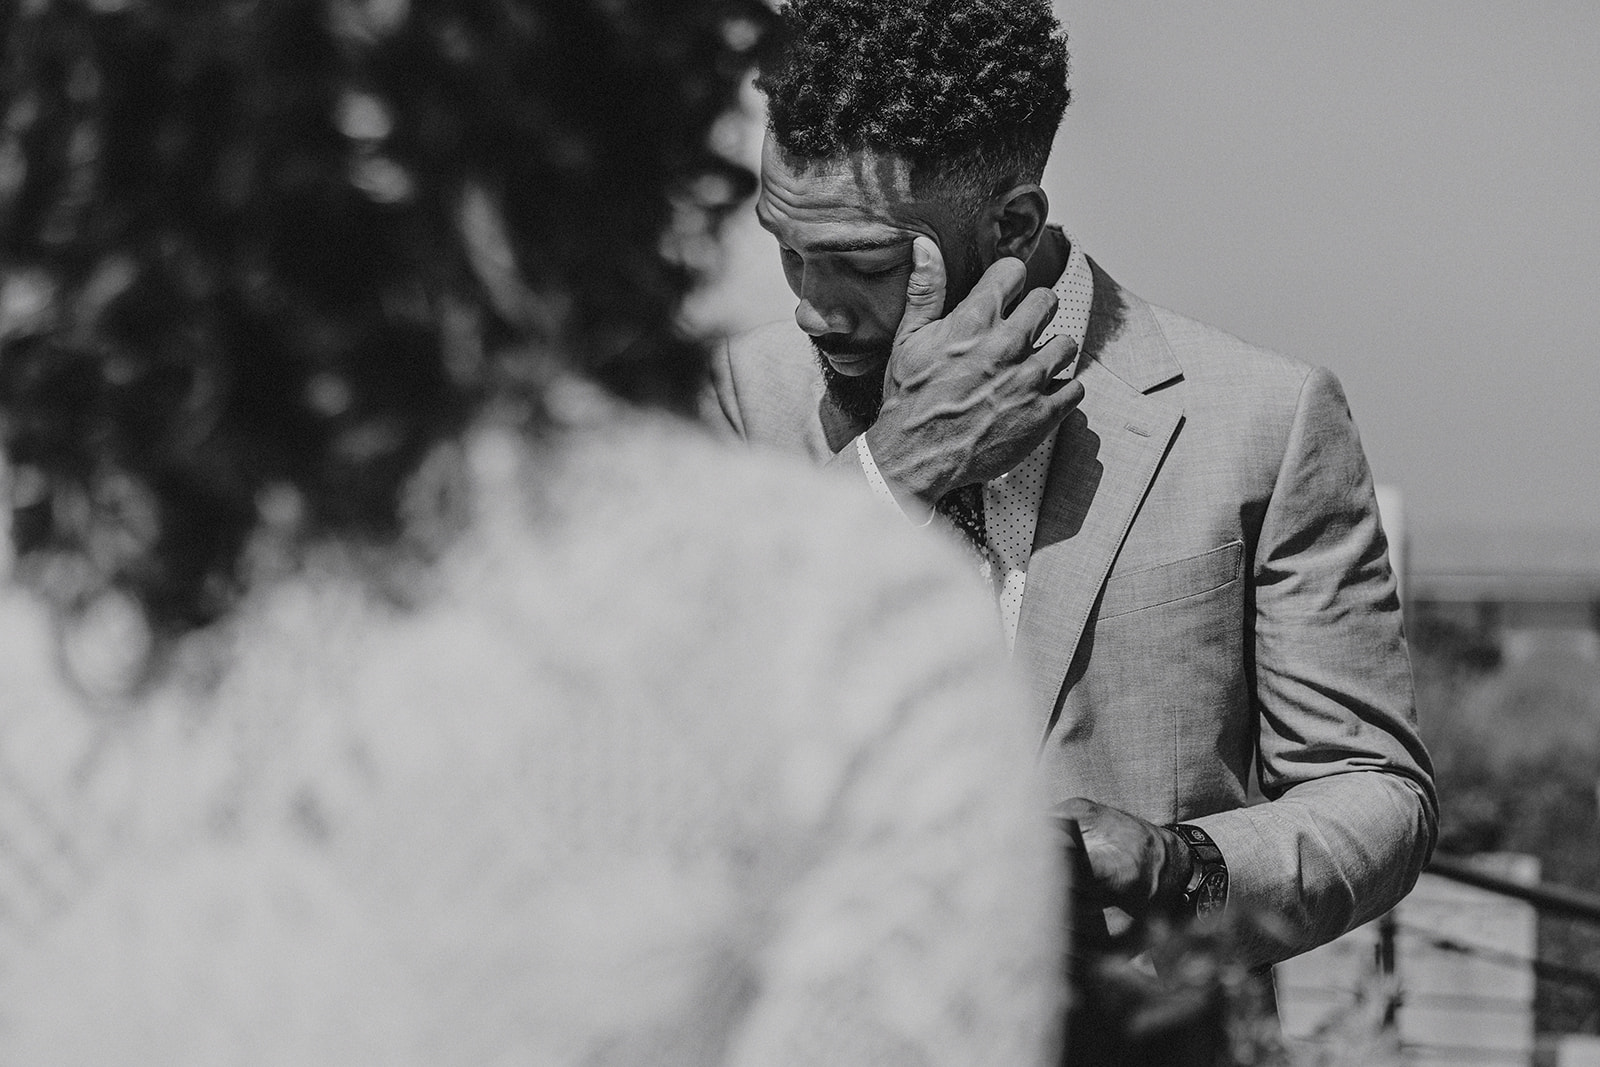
left=1168, top=822, right=1228, bottom=922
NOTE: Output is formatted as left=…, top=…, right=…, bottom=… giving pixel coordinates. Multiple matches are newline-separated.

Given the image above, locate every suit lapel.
left=1017, top=270, right=1184, bottom=740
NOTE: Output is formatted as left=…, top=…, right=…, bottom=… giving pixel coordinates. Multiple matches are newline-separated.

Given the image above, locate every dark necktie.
left=935, top=483, right=988, bottom=559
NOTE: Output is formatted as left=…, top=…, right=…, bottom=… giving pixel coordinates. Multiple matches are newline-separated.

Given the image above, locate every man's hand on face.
left=1052, top=797, right=1193, bottom=918
left=864, top=236, right=1085, bottom=512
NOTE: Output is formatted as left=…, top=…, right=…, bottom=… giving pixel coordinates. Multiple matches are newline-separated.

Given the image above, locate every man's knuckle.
left=988, top=320, right=1027, bottom=352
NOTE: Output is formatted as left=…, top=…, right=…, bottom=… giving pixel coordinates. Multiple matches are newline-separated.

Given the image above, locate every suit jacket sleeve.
left=1187, top=365, right=1437, bottom=966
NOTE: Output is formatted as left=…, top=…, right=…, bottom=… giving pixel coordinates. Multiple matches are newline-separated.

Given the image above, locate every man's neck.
left=1022, top=224, right=1070, bottom=291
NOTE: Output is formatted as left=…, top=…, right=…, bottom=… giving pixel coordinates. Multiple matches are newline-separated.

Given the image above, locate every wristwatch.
left=1168, top=823, right=1228, bottom=922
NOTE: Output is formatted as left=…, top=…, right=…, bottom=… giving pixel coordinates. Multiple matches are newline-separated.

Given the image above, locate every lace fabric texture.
left=0, top=412, right=1064, bottom=1065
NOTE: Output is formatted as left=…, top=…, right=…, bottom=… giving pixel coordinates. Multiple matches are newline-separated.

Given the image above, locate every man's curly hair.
left=756, top=0, right=1070, bottom=206
left=0, top=0, right=771, bottom=655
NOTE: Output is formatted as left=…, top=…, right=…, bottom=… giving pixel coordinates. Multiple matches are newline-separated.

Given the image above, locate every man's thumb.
left=896, top=235, right=946, bottom=337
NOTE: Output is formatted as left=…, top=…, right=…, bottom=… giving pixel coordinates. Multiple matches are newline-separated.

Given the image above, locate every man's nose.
left=793, top=292, right=853, bottom=339
left=793, top=298, right=832, bottom=338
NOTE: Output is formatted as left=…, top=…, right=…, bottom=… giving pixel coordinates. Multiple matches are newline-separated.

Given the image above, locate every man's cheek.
left=871, top=280, right=914, bottom=335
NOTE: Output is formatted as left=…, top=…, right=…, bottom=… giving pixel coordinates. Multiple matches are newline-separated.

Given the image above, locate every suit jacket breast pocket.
left=1096, top=540, right=1244, bottom=621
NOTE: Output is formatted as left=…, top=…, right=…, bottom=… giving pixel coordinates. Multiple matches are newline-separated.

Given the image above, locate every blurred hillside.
left=1409, top=533, right=1600, bottom=1038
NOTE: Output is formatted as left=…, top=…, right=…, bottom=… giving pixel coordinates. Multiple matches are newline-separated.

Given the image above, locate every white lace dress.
left=0, top=410, right=1065, bottom=1065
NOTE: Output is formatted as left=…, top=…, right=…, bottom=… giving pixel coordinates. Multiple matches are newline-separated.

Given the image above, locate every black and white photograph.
left=0, top=1, right=1595, bottom=1063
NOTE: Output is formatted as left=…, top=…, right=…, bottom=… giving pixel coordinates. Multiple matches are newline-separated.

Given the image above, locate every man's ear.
left=986, top=184, right=1050, bottom=262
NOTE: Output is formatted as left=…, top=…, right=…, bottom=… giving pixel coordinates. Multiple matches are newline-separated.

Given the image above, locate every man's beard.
left=812, top=339, right=890, bottom=423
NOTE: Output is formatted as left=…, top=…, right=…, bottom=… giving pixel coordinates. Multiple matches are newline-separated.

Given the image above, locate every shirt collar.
left=1039, top=227, right=1093, bottom=359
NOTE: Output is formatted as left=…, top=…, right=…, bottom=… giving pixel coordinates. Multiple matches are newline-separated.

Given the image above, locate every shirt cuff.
left=855, top=434, right=935, bottom=526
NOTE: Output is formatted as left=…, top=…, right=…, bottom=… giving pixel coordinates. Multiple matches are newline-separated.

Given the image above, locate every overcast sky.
left=691, top=1, right=1600, bottom=565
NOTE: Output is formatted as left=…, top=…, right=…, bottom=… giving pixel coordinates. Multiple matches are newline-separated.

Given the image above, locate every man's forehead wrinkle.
left=760, top=166, right=879, bottom=222
left=762, top=162, right=897, bottom=226
left=757, top=139, right=946, bottom=258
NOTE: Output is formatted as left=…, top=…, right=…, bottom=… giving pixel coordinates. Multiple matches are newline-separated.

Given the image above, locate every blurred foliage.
left=1066, top=910, right=1312, bottom=1066
left=1063, top=905, right=1424, bottom=1065
left=1410, top=609, right=1600, bottom=1034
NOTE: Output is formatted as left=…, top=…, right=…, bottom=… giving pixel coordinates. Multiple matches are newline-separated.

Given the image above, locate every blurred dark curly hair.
left=0, top=0, right=771, bottom=649
left=756, top=0, right=1069, bottom=206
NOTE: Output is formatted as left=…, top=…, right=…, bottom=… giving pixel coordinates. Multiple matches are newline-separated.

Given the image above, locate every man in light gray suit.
left=705, top=0, right=1435, bottom=967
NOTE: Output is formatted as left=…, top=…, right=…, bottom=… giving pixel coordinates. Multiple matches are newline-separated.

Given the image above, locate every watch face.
left=1195, top=869, right=1227, bottom=918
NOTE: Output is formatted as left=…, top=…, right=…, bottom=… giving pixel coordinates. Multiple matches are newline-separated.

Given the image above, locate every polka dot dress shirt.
left=858, top=230, right=1093, bottom=650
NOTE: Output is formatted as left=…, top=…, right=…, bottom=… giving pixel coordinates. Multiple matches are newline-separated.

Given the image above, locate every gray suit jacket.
left=704, top=261, right=1437, bottom=965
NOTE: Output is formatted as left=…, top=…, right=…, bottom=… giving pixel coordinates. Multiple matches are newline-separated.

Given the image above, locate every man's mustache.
left=811, top=334, right=890, bottom=360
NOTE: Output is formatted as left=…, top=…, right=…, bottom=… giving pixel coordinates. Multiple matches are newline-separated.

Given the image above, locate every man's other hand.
left=865, top=236, right=1084, bottom=508
left=1052, top=797, right=1193, bottom=917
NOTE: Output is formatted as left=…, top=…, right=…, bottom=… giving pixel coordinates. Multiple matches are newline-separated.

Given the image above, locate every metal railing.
left=1380, top=854, right=1600, bottom=1042
left=1427, top=854, right=1600, bottom=927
